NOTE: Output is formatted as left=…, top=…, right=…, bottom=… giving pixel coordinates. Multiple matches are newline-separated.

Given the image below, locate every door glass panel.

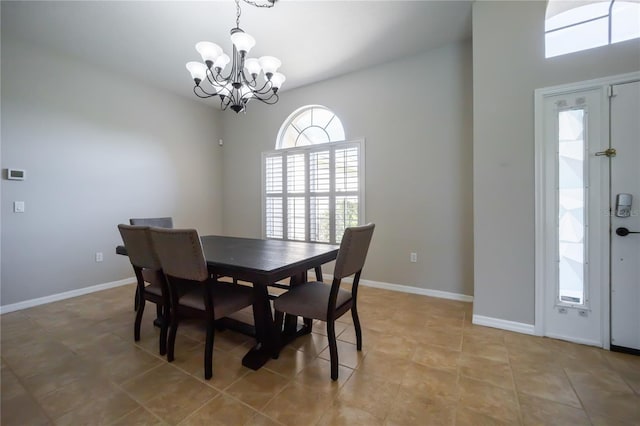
left=558, top=108, right=586, bottom=305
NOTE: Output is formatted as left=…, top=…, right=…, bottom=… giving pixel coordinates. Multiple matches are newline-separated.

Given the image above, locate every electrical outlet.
left=410, top=252, right=417, bottom=263
left=95, top=252, right=103, bottom=262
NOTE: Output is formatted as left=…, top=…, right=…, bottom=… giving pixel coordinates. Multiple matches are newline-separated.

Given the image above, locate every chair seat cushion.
left=144, top=282, right=163, bottom=297
left=179, top=281, right=254, bottom=320
left=273, top=281, right=352, bottom=321
left=142, top=268, right=163, bottom=286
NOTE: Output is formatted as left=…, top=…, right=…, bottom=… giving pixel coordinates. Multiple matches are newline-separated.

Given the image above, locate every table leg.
left=242, top=281, right=277, bottom=370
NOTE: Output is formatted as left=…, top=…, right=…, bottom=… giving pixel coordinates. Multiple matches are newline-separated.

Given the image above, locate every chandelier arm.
left=194, top=85, right=218, bottom=98
left=210, top=73, right=228, bottom=89
left=229, top=90, right=242, bottom=108
left=240, top=68, right=257, bottom=88
left=245, top=87, right=278, bottom=103
left=207, top=67, right=230, bottom=88
left=251, top=92, right=279, bottom=105
left=220, top=95, right=231, bottom=111
left=249, top=80, right=275, bottom=96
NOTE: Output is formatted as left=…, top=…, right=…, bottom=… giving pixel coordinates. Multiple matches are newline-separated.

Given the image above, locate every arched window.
left=263, top=106, right=363, bottom=243
left=545, top=0, right=640, bottom=58
left=276, top=105, right=345, bottom=149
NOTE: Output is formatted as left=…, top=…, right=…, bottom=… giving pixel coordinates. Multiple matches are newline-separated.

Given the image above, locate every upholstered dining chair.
left=273, top=223, right=375, bottom=380
left=117, top=224, right=169, bottom=355
left=129, top=217, right=173, bottom=313
left=149, top=227, right=254, bottom=380
left=130, top=217, right=173, bottom=228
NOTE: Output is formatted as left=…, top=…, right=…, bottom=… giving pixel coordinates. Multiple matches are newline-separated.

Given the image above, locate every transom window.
left=545, top=0, right=640, bottom=58
left=276, top=105, right=346, bottom=149
left=264, top=106, right=363, bottom=244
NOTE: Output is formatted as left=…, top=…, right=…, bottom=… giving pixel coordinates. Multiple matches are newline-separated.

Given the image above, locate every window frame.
left=276, top=105, right=346, bottom=150
left=261, top=139, right=365, bottom=244
left=545, top=0, right=640, bottom=58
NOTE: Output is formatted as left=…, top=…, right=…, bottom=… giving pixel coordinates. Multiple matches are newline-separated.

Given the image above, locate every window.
left=276, top=105, right=345, bottom=149
left=545, top=0, right=640, bottom=58
left=557, top=108, right=587, bottom=305
left=264, top=106, right=363, bottom=244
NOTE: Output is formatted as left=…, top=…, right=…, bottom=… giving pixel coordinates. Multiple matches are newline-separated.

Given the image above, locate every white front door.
left=610, top=80, right=640, bottom=352
left=536, top=72, right=640, bottom=349
left=538, top=88, right=608, bottom=346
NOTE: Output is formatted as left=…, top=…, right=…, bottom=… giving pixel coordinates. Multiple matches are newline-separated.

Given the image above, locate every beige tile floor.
left=1, top=283, right=639, bottom=425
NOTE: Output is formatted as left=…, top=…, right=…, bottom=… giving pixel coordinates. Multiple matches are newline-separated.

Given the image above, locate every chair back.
left=150, top=228, right=208, bottom=282
left=130, top=217, right=173, bottom=228
left=118, top=224, right=161, bottom=270
left=333, top=223, right=375, bottom=279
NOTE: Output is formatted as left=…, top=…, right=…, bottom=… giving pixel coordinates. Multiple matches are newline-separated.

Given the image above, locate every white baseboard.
left=543, top=333, right=603, bottom=347
left=333, top=275, right=473, bottom=303
left=0, top=275, right=474, bottom=315
left=0, top=277, right=135, bottom=315
left=472, top=314, right=536, bottom=335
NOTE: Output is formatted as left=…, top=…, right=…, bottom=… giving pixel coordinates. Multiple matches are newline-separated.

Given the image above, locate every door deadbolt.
left=595, top=148, right=617, bottom=157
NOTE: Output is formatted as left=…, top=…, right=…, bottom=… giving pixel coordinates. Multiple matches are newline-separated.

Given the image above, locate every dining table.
left=117, top=234, right=340, bottom=370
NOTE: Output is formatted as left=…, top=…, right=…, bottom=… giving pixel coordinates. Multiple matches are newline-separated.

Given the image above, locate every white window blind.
left=262, top=140, right=364, bottom=244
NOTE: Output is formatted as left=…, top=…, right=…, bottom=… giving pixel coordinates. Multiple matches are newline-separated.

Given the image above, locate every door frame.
left=534, top=71, right=640, bottom=348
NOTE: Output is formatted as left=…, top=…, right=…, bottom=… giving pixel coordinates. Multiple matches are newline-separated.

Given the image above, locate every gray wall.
left=472, top=1, right=640, bottom=324
left=1, top=38, right=224, bottom=306
left=222, top=42, right=474, bottom=296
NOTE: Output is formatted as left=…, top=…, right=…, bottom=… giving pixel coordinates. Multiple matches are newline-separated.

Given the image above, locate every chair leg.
left=159, top=306, right=169, bottom=356
left=167, top=312, right=179, bottom=362
left=204, top=320, right=215, bottom=380
left=134, top=298, right=145, bottom=342
left=134, top=287, right=140, bottom=311
left=327, top=320, right=339, bottom=381
left=352, top=306, right=363, bottom=351
left=151, top=303, right=163, bottom=328
left=273, top=310, right=284, bottom=359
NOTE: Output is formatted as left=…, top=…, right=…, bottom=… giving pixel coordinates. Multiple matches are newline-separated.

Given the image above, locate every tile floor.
left=1, top=283, right=639, bottom=425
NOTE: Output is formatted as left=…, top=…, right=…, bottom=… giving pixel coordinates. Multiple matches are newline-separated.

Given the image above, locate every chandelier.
left=186, top=0, right=285, bottom=113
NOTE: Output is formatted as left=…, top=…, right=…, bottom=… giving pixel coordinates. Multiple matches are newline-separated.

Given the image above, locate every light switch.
left=14, top=201, right=25, bottom=213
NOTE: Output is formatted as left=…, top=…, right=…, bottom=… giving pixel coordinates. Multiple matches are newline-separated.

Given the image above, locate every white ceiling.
left=2, top=1, right=472, bottom=101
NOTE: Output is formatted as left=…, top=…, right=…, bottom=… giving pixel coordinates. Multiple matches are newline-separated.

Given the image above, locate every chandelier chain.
left=236, top=0, right=241, bottom=28
left=241, top=0, right=276, bottom=8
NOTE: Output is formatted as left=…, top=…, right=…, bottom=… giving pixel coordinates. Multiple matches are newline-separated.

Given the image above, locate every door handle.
left=616, top=227, right=640, bottom=236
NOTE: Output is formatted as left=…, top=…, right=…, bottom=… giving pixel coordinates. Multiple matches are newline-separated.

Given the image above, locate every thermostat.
left=7, top=169, right=26, bottom=180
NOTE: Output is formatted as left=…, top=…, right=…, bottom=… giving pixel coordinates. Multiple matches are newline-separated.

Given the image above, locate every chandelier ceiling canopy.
left=186, top=0, right=284, bottom=113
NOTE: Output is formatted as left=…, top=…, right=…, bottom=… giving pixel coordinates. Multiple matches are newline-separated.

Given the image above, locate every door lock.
left=616, top=227, right=640, bottom=236
left=595, top=148, right=617, bottom=157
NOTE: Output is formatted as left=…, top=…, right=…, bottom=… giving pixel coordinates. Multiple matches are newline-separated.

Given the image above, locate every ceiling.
left=2, top=1, right=472, bottom=102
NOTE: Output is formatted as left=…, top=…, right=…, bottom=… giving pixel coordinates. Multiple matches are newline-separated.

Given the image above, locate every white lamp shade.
left=244, top=58, right=261, bottom=76
left=231, top=32, right=256, bottom=54
left=186, top=61, right=208, bottom=82
left=195, top=42, right=222, bottom=64
left=214, top=53, right=231, bottom=71
left=270, top=72, right=286, bottom=89
left=258, top=56, right=281, bottom=75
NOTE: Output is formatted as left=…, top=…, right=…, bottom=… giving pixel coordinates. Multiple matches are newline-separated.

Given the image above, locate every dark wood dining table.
left=117, top=235, right=339, bottom=370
